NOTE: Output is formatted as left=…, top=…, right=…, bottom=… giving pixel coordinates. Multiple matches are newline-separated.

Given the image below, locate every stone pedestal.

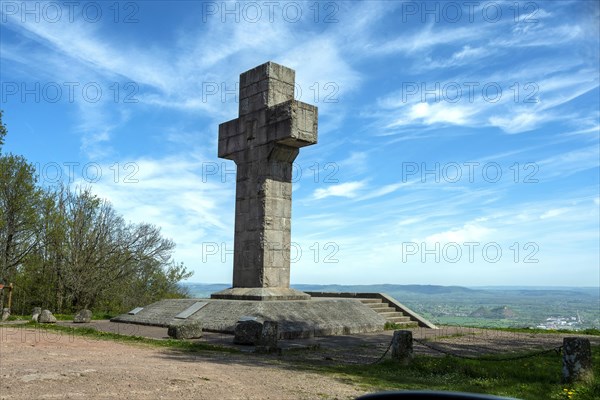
left=211, top=287, right=310, bottom=301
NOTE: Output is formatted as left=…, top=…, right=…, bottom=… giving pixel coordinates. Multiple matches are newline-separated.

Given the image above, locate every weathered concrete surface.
left=213, top=61, right=318, bottom=299
left=167, top=321, right=203, bottom=339
left=234, top=318, right=263, bottom=345
left=112, top=297, right=386, bottom=339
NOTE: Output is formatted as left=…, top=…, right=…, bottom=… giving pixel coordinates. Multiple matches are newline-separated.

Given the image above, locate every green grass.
left=1, top=321, right=238, bottom=354
left=302, top=346, right=600, bottom=400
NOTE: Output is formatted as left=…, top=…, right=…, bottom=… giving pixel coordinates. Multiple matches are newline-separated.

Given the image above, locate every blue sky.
left=1, top=0, right=598, bottom=286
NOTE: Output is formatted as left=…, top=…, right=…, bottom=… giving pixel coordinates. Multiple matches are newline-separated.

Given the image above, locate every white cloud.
left=388, top=102, right=477, bottom=127
left=313, top=181, right=365, bottom=199
left=540, top=208, right=569, bottom=219
left=488, top=112, right=548, bottom=134
left=424, top=223, right=494, bottom=244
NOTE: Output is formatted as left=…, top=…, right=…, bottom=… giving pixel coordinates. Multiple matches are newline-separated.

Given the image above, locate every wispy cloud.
left=313, top=181, right=366, bottom=199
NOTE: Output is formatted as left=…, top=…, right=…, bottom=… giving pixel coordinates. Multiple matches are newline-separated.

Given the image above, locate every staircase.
left=304, top=291, right=438, bottom=329
left=358, top=298, right=418, bottom=328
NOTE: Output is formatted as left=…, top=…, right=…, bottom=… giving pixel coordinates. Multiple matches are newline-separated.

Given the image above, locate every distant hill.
left=292, top=284, right=479, bottom=295
left=470, top=306, right=516, bottom=319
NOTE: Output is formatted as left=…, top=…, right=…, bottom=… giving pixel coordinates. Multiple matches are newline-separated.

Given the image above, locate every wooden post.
left=562, top=337, right=593, bottom=383
left=391, top=330, right=413, bottom=365
left=7, top=283, right=13, bottom=310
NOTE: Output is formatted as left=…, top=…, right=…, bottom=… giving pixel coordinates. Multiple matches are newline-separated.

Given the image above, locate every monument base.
left=111, top=297, right=387, bottom=339
left=210, top=287, right=311, bottom=301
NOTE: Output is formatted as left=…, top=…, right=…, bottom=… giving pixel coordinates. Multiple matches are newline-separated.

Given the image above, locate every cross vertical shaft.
left=213, top=62, right=318, bottom=301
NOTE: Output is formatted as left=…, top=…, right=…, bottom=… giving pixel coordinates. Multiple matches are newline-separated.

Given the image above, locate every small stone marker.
left=73, top=309, right=92, bottom=323
left=167, top=321, right=203, bottom=339
left=32, top=307, right=41, bottom=322
left=1, top=308, right=10, bottom=321
left=128, top=307, right=144, bottom=315
left=174, top=302, right=208, bottom=319
left=391, top=330, right=413, bottom=365
left=38, top=309, right=57, bottom=324
left=562, top=337, right=593, bottom=383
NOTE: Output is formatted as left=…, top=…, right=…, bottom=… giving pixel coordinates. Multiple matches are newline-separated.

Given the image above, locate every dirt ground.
left=1, top=322, right=598, bottom=400
left=0, top=324, right=366, bottom=400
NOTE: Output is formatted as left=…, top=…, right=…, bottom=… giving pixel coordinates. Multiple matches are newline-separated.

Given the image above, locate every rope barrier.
left=368, top=336, right=563, bottom=364
left=412, top=337, right=563, bottom=362
left=369, top=337, right=394, bottom=364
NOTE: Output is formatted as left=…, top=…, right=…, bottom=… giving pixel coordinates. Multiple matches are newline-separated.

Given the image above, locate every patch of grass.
left=5, top=314, right=28, bottom=321
left=2, top=321, right=238, bottom=354
left=304, top=345, right=600, bottom=400
left=434, top=332, right=478, bottom=340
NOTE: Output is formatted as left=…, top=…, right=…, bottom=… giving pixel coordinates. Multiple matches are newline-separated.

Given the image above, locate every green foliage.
left=0, top=153, right=42, bottom=284
left=310, top=345, right=600, bottom=400
left=0, top=110, right=6, bottom=151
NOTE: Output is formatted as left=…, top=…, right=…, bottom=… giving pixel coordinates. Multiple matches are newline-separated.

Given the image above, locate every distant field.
left=183, top=283, right=600, bottom=330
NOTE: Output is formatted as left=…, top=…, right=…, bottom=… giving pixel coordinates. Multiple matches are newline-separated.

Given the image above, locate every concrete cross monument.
left=212, top=61, right=318, bottom=301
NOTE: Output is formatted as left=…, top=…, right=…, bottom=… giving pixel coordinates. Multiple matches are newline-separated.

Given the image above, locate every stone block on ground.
left=73, top=309, right=92, bottom=323
left=38, top=310, right=57, bottom=324
left=167, top=321, right=203, bottom=339
left=391, top=330, right=413, bottom=365
left=562, top=337, right=593, bottom=383
left=234, top=317, right=263, bottom=345
left=256, top=320, right=279, bottom=353
left=32, top=307, right=41, bottom=322
left=1, top=308, right=10, bottom=321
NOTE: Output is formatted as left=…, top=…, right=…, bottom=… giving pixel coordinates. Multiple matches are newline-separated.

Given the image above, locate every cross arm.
left=218, top=118, right=243, bottom=159
left=266, top=100, right=318, bottom=148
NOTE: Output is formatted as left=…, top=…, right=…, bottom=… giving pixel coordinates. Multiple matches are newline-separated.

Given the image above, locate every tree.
left=0, top=110, right=6, bottom=152
left=57, top=187, right=190, bottom=310
left=0, top=154, right=42, bottom=308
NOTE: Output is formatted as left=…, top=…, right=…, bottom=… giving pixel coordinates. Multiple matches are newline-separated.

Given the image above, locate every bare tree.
left=59, top=187, right=186, bottom=309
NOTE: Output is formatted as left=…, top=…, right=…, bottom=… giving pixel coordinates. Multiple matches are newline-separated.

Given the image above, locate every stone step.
left=385, top=315, right=412, bottom=323
left=357, top=298, right=383, bottom=304
left=378, top=311, right=406, bottom=318
left=358, top=297, right=418, bottom=327
left=365, top=303, right=394, bottom=311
